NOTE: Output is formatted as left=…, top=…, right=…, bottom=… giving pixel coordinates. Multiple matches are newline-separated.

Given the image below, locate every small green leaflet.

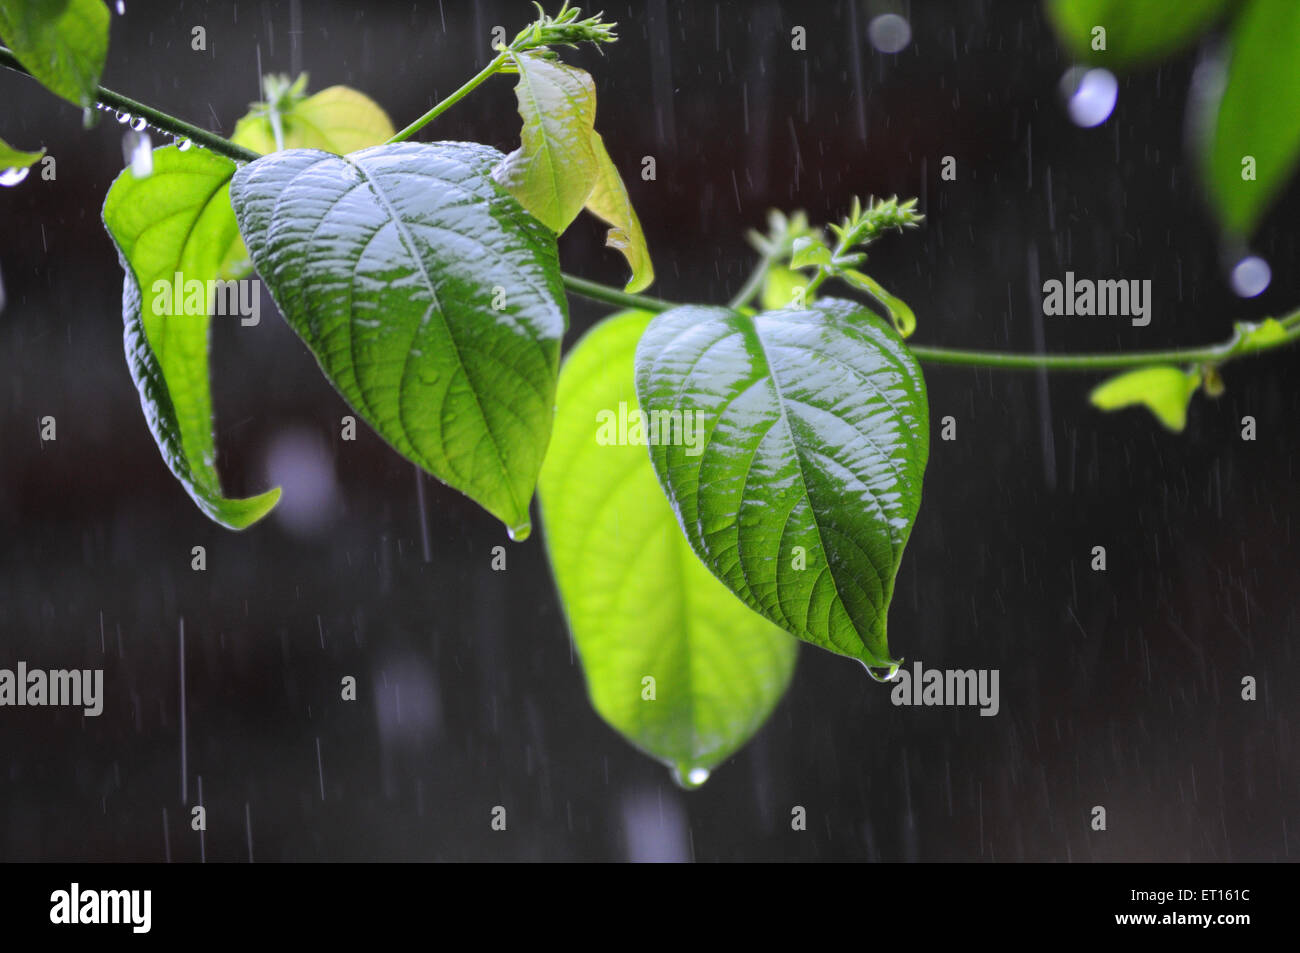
left=231, top=141, right=567, bottom=540
left=635, top=298, right=930, bottom=671
left=492, top=51, right=599, bottom=233
left=1089, top=365, right=1202, bottom=431
left=220, top=77, right=398, bottom=279
left=1046, top=0, right=1228, bottom=68
left=493, top=51, right=653, bottom=290
left=539, top=310, right=797, bottom=785
left=1204, top=0, right=1300, bottom=237
left=584, top=132, right=653, bottom=292
left=102, top=146, right=280, bottom=529
left=230, top=80, right=396, bottom=156
left=0, top=134, right=44, bottom=172
left=0, top=0, right=109, bottom=107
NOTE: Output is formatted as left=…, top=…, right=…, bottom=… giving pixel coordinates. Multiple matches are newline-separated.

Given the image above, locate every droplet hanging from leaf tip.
left=507, top=520, right=532, bottom=542
left=864, top=658, right=902, bottom=683
left=671, top=765, right=710, bottom=790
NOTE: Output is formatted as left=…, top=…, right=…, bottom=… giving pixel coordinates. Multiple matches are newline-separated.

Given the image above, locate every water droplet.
left=115, top=0, right=125, bottom=14
left=864, top=659, right=902, bottom=683
left=131, top=116, right=148, bottom=132
left=671, top=765, right=710, bottom=789
left=177, top=138, right=193, bottom=151
left=506, top=520, right=531, bottom=542
left=868, top=13, right=911, bottom=54
left=0, top=166, right=31, bottom=187
left=1231, top=255, right=1271, bottom=298
left=1061, top=67, right=1118, bottom=128
left=115, top=110, right=131, bottom=124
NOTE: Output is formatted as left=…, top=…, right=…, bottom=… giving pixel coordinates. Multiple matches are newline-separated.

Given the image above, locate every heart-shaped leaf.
left=231, top=141, right=567, bottom=539
left=492, top=51, right=599, bottom=233
left=635, top=298, right=930, bottom=670
left=102, top=145, right=280, bottom=529
left=539, top=310, right=796, bottom=785
left=0, top=0, right=109, bottom=108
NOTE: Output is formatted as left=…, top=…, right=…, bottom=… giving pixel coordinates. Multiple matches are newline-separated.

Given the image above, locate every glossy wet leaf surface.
left=635, top=297, right=929, bottom=669
left=0, top=0, right=109, bottom=107
left=0, top=134, right=43, bottom=170
left=492, top=51, right=598, bottom=233
left=539, top=310, right=797, bottom=783
left=102, top=145, right=280, bottom=529
left=231, top=141, right=567, bottom=538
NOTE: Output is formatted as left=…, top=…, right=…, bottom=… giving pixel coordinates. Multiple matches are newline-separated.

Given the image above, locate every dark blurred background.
left=0, top=0, right=1296, bottom=861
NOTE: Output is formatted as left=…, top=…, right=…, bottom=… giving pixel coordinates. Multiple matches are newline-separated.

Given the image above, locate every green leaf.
left=1046, top=0, right=1228, bottom=68
left=789, top=236, right=832, bottom=269
left=1236, top=316, right=1289, bottom=350
left=1204, top=0, right=1300, bottom=236
left=842, top=268, right=917, bottom=338
left=760, top=265, right=808, bottom=311
left=582, top=131, right=653, bottom=293
left=102, top=145, right=280, bottom=529
left=1089, top=365, right=1201, bottom=431
left=539, top=310, right=797, bottom=785
left=492, top=50, right=599, bottom=233
left=229, top=81, right=396, bottom=156
left=635, top=298, right=930, bottom=670
left=0, top=134, right=44, bottom=171
left=231, top=141, right=567, bottom=540
left=221, top=78, right=398, bottom=279
left=0, top=0, right=110, bottom=107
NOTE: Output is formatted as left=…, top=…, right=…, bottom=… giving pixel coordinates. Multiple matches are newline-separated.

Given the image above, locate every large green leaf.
left=492, top=51, right=599, bottom=233
left=1204, top=0, right=1300, bottom=237
left=102, top=145, right=281, bottom=529
left=231, top=141, right=567, bottom=539
left=539, top=310, right=796, bottom=785
left=582, top=132, right=653, bottom=293
left=1046, top=0, right=1228, bottom=68
left=0, top=0, right=110, bottom=107
left=635, top=298, right=930, bottom=670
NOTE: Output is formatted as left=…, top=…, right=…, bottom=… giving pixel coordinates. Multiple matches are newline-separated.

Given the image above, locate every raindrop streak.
left=179, top=618, right=187, bottom=805
left=0, top=166, right=31, bottom=187
left=868, top=13, right=912, bottom=54
left=1231, top=255, right=1271, bottom=297
left=1062, top=67, right=1118, bottom=128
left=316, top=737, right=325, bottom=801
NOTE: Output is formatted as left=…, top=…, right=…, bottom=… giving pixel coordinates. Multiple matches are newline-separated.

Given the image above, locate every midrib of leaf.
left=340, top=153, right=525, bottom=522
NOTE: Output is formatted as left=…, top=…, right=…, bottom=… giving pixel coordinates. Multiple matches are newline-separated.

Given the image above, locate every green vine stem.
left=0, top=46, right=260, bottom=163
left=5, top=42, right=1300, bottom=375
